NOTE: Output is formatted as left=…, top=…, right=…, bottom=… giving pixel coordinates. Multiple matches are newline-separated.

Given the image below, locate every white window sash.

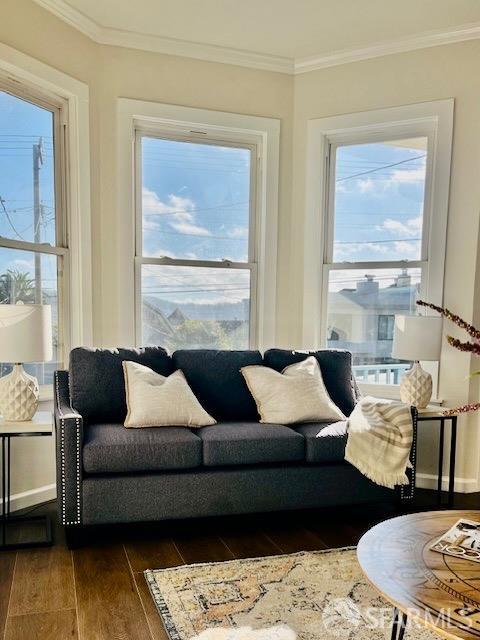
left=303, top=100, right=454, bottom=396
left=117, top=99, right=280, bottom=350
left=0, top=43, right=93, bottom=399
left=134, top=130, right=259, bottom=348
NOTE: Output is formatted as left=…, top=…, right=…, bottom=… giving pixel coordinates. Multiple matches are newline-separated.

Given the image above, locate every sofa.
left=54, top=347, right=416, bottom=535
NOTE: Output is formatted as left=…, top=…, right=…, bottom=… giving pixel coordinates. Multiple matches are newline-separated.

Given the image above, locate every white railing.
left=353, top=363, right=410, bottom=385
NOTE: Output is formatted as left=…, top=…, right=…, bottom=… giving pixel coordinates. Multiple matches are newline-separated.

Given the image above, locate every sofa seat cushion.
left=199, top=422, right=305, bottom=467
left=83, top=423, right=202, bottom=474
left=293, top=421, right=348, bottom=464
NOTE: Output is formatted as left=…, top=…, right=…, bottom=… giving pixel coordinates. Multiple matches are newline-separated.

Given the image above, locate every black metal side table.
left=1, top=411, right=53, bottom=550
left=417, top=406, right=457, bottom=508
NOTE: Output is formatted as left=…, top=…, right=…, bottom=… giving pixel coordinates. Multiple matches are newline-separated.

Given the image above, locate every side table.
left=1, top=411, right=53, bottom=550
left=417, top=405, right=457, bottom=508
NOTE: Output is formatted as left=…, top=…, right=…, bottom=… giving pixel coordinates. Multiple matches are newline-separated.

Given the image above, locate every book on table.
left=430, top=518, right=480, bottom=563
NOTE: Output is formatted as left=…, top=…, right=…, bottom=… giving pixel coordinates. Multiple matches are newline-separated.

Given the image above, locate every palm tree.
left=0, top=268, right=35, bottom=304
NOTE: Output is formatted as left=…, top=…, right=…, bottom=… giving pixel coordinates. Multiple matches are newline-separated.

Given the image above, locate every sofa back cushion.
left=263, top=349, right=356, bottom=416
left=172, top=349, right=262, bottom=421
left=69, top=347, right=173, bottom=423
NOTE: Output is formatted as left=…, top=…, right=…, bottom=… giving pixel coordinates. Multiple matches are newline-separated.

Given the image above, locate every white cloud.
left=170, top=221, right=211, bottom=237
left=380, top=216, right=422, bottom=237
left=226, top=226, right=248, bottom=239
left=12, top=259, right=34, bottom=271
left=142, top=188, right=210, bottom=236
left=143, top=264, right=249, bottom=305
left=354, top=158, right=426, bottom=194
left=334, top=242, right=389, bottom=260
left=393, top=240, right=419, bottom=254
left=358, top=178, right=375, bottom=194
left=390, top=167, right=426, bottom=183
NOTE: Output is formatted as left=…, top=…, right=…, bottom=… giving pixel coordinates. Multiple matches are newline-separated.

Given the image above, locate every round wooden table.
left=357, top=511, right=480, bottom=640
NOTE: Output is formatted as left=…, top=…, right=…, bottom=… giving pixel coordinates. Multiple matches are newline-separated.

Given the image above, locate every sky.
left=0, top=88, right=428, bottom=321
left=141, top=136, right=252, bottom=308
left=0, top=90, right=57, bottom=303
left=329, top=138, right=427, bottom=292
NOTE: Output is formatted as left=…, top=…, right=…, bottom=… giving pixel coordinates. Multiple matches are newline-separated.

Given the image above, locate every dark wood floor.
left=0, top=491, right=479, bottom=640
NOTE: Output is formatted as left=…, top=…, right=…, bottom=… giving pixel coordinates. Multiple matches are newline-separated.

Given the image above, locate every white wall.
left=292, top=40, right=480, bottom=490
left=1, top=0, right=480, bottom=507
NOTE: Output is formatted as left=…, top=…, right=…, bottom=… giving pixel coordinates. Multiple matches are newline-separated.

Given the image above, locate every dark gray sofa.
left=54, top=347, right=411, bottom=532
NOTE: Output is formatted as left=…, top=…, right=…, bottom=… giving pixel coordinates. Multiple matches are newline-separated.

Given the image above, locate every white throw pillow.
left=241, top=356, right=346, bottom=424
left=123, top=361, right=216, bottom=428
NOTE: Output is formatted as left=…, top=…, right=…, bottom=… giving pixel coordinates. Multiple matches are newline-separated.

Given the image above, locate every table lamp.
left=0, top=303, right=52, bottom=421
left=392, top=314, right=442, bottom=408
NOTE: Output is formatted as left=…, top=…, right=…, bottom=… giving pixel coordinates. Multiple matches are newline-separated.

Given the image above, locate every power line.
left=336, top=154, right=426, bottom=182
left=334, top=237, right=420, bottom=245
left=146, top=228, right=247, bottom=240
left=143, top=200, right=248, bottom=216
left=0, top=195, right=24, bottom=240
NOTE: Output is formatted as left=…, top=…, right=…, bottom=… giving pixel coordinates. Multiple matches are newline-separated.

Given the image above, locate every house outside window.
left=377, top=314, right=395, bottom=341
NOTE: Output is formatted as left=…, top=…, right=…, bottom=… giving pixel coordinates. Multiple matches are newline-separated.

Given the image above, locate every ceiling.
left=35, top=0, right=480, bottom=73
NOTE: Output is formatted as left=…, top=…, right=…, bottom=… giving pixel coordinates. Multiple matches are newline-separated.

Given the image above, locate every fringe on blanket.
left=344, top=450, right=410, bottom=489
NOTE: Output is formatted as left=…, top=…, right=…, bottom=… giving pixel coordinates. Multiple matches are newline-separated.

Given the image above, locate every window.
left=305, top=101, right=453, bottom=392
left=326, top=136, right=430, bottom=384
left=0, top=77, right=68, bottom=385
left=136, top=132, right=256, bottom=350
left=377, top=315, right=395, bottom=341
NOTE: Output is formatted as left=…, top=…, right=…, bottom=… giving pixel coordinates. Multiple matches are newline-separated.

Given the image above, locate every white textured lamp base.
left=0, top=364, right=39, bottom=421
left=399, top=361, right=432, bottom=409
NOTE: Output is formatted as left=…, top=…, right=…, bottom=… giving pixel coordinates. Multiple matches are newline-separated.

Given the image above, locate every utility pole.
left=33, top=137, right=43, bottom=304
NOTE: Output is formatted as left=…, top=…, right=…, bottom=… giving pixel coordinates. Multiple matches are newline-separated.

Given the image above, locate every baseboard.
left=416, top=473, right=479, bottom=494
left=0, top=483, right=56, bottom=513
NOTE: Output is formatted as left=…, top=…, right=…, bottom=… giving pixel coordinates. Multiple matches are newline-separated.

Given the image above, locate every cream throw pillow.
left=241, top=356, right=346, bottom=424
left=123, top=361, right=216, bottom=428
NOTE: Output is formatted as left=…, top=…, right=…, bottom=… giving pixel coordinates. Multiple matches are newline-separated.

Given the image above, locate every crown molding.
left=33, top=0, right=103, bottom=40
left=32, top=0, right=293, bottom=73
left=32, top=0, right=480, bottom=76
left=97, top=28, right=293, bottom=73
left=294, top=21, right=480, bottom=73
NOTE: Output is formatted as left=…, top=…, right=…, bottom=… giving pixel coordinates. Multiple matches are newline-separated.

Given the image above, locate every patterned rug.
left=145, top=548, right=436, bottom=639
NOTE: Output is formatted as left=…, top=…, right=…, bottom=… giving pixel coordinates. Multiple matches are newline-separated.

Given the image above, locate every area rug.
left=145, top=548, right=436, bottom=639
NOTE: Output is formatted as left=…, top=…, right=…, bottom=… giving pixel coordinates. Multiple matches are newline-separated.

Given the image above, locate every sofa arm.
left=399, top=406, right=418, bottom=502
left=54, top=370, right=83, bottom=526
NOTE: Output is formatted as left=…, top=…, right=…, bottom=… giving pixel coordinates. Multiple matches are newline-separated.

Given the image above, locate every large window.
left=325, top=136, right=429, bottom=384
left=0, top=78, right=68, bottom=385
left=306, top=101, right=453, bottom=392
left=135, top=132, right=256, bottom=350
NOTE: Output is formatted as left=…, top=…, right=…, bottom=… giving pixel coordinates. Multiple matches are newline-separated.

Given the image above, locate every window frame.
left=134, top=127, right=259, bottom=348
left=0, top=43, right=93, bottom=399
left=303, top=100, right=454, bottom=399
left=117, top=99, right=280, bottom=350
left=0, top=73, right=70, bottom=392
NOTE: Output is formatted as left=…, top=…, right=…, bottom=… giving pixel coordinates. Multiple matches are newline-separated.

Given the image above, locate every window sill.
left=358, top=382, right=443, bottom=405
left=39, top=385, right=53, bottom=403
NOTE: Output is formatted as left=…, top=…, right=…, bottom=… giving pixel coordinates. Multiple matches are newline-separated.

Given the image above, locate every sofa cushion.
left=83, top=423, right=202, bottom=474
left=172, top=350, right=262, bottom=421
left=199, top=422, right=304, bottom=467
left=70, top=347, right=173, bottom=423
left=263, top=349, right=356, bottom=416
left=293, top=421, right=348, bottom=464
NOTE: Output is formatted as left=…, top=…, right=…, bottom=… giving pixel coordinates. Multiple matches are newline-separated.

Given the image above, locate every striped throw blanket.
left=344, top=396, right=413, bottom=489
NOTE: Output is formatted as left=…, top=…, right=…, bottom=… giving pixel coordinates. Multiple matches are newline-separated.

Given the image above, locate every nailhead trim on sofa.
left=55, top=372, right=82, bottom=525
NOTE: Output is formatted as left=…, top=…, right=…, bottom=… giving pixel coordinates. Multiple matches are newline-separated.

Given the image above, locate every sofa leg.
left=65, top=525, right=84, bottom=550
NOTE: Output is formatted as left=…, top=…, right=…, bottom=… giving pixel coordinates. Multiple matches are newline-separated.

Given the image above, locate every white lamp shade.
left=0, top=304, right=52, bottom=363
left=392, top=315, right=442, bottom=361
